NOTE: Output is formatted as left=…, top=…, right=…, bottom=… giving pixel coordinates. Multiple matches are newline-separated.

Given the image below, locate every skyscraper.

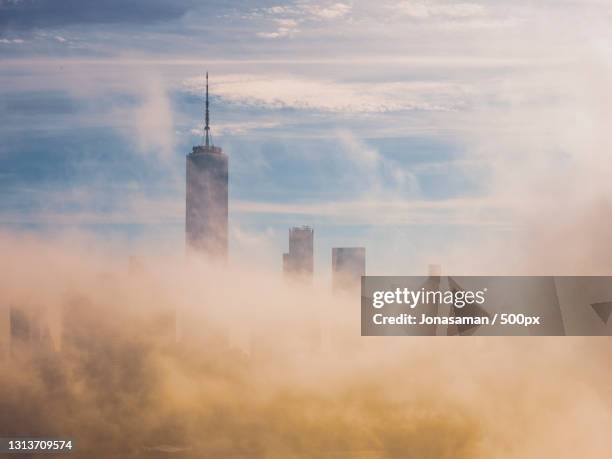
left=0, top=306, right=9, bottom=360
left=186, top=73, right=228, bottom=259
left=7, top=305, right=56, bottom=356
left=283, top=226, right=314, bottom=279
left=332, top=247, right=366, bottom=291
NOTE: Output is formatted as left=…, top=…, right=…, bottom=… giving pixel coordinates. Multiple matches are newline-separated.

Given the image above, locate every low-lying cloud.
left=1, top=231, right=611, bottom=458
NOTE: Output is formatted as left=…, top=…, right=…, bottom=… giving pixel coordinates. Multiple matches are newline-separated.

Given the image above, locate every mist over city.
left=2, top=0, right=612, bottom=458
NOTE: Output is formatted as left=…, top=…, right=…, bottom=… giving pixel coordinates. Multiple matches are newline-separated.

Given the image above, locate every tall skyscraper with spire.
left=186, top=73, right=228, bottom=259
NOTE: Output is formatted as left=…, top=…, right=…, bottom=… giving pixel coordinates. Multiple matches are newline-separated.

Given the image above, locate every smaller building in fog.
left=282, top=226, right=314, bottom=279
left=332, top=247, right=366, bottom=291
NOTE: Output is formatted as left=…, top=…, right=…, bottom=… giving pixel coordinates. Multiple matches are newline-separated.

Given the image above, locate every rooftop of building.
left=290, top=225, right=314, bottom=233
left=190, top=145, right=223, bottom=155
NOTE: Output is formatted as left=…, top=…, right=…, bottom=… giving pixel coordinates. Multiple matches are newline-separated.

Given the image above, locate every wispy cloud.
left=234, top=196, right=511, bottom=227
left=0, top=191, right=510, bottom=228
left=0, top=37, right=24, bottom=44
left=183, top=73, right=469, bottom=113
left=392, top=1, right=485, bottom=19
left=262, top=2, right=352, bottom=20
left=256, top=2, right=351, bottom=38
left=125, top=77, right=175, bottom=160
left=302, top=3, right=352, bottom=20
left=257, top=18, right=299, bottom=38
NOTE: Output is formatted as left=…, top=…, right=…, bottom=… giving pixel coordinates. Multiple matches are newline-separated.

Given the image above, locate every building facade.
left=283, top=226, right=314, bottom=278
left=332, top=247, right=366, bottom=291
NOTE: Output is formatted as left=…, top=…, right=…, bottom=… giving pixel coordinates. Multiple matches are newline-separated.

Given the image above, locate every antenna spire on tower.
left=205, top=72, right=210, bottom=147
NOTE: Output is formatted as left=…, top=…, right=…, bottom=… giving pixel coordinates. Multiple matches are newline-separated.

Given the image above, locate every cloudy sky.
left=2, top=0, right=612, bottom=276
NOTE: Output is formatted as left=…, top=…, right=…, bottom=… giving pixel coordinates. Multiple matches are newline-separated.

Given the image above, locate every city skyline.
left=2, top=0, right=612, bottom=277
left=2, top=3, right=612, bottom=457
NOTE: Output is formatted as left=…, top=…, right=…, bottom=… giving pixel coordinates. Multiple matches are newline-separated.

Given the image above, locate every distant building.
left=0, top=306, right=9, bottom=360
left=10, top=307, right=35, bottom=344
left=185, top=73, right=228, bottom=259
left=283, top=226, right=314, bottom=278
left=332, top=247, right=366, bottom=291
left=7, top=305, right=55, bottom=356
